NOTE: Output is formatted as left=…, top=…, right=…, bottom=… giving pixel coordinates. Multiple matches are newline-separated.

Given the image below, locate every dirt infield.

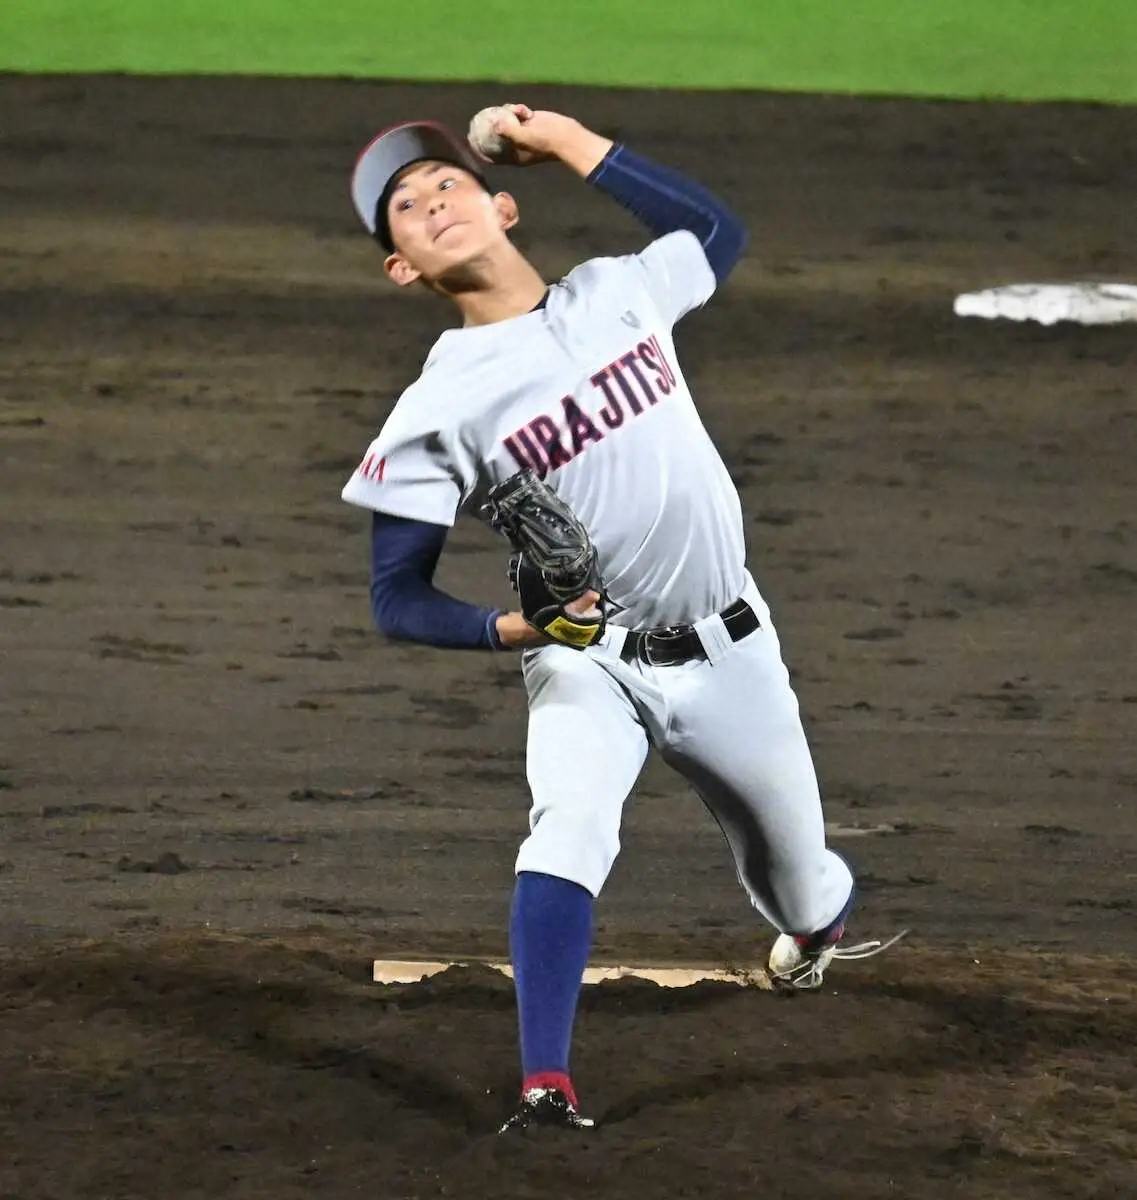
left=1, top=76, right=1136, bottom=1198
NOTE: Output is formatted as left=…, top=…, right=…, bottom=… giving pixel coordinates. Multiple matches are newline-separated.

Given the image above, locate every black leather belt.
left=619, top=597, right=760, bottom=667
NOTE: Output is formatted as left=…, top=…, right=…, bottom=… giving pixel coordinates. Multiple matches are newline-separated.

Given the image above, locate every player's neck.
left=445, top=251, right=548, bottom=328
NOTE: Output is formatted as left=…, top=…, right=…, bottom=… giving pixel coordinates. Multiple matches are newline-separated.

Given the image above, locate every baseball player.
left=341, top=104, right=902, bottom=1133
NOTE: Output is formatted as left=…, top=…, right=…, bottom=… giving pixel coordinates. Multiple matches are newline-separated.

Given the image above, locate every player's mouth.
left=431, top=220, right=469, bottom=243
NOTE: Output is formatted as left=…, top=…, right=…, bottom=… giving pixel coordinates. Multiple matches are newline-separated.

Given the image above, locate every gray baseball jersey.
left=341, top=230, right=747, bottom=630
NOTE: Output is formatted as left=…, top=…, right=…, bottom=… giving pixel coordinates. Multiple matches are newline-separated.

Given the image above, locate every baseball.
left=467, top=105, right=516, bottom=163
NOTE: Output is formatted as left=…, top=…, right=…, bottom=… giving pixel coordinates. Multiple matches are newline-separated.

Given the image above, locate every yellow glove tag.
left=544, top=615, right=604, bottom=649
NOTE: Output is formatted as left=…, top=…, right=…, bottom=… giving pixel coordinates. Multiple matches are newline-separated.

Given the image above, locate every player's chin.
left=430, top=242, right=494, bottom=286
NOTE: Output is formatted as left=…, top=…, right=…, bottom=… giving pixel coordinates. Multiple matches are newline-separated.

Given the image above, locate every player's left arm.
left=369, top=513, right=596, bottom=651
left=369, top=512, right=507, bottom=650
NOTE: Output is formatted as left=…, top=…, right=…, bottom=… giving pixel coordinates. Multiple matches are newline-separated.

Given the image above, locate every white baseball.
left=467, top=106, right=513, bottom=163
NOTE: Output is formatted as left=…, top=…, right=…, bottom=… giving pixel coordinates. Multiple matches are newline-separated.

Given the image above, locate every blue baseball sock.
left=509, top=870, right=593, bottom=1100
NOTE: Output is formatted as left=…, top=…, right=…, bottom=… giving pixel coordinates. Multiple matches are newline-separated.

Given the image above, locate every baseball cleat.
left=768, top=927, right=909, bottom=991
left=498, top=1086, right=596, bottom=1134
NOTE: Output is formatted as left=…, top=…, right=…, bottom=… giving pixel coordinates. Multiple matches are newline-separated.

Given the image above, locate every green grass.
left=1, top=0, right=1134, bottom=103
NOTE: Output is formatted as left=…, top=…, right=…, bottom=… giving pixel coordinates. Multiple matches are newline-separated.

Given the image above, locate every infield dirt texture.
left=2, top=75, right=1137, bottom=1198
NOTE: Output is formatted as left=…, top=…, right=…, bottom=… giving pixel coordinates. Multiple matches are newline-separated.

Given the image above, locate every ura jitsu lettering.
left=502, top=336, right=677, bottom=477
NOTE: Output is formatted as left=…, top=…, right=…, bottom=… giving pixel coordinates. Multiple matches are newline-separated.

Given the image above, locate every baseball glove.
left=482, top=470, right=607, bottom=649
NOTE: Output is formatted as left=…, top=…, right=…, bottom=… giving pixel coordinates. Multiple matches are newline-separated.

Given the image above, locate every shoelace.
left=776, top=929, right=909, bottom=990
left=830, top=930, right=910, bottom=960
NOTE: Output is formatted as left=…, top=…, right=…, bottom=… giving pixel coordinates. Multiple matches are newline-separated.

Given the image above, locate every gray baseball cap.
left=350, top=119, right=490, bottom=251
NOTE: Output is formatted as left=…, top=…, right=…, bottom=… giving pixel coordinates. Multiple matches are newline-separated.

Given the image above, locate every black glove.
left=482, top=470, right=607, bottom=649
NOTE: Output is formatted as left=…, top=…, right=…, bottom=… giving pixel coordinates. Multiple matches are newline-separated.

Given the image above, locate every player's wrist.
left=486, top=608, right=509, bottom=651
left=494, top=610, right=544, bottom=649
left=551, top=120, right=615, bottom=178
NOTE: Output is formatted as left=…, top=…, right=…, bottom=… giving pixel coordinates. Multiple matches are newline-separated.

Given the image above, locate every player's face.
left=384, top=160, right=517, bottom=285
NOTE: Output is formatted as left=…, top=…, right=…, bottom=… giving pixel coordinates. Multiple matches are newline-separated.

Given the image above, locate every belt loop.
left=693, top=612, right=732, bottom=666
left=603, top=624, right=633, bottom=664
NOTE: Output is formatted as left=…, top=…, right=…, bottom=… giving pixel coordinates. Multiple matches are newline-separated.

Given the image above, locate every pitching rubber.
left=372, top=958, right=773, bottom=988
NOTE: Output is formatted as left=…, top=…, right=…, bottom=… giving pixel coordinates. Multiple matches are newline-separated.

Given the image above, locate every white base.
left=372, top=958, right=771, bottom=989
left=954, top=282, right=1137, bottom=326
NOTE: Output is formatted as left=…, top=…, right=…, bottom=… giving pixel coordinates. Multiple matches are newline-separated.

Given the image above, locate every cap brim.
left=350, top=120, right=488, bottom=238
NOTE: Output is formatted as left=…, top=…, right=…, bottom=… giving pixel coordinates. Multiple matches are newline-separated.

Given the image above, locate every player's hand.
left=482, top=105, right=569, bottom=163
left=480, top=105, right=613, bottom=176
left=495, top=590, right=603, bottom=648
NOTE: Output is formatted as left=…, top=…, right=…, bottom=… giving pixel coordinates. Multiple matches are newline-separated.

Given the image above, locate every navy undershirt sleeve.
left=587, top=143, right=748, bottom=284
left=369, top=511, right=504, bottom=650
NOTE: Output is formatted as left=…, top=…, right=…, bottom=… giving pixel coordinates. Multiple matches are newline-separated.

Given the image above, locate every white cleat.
left=768, top=929, right=909, bottom=991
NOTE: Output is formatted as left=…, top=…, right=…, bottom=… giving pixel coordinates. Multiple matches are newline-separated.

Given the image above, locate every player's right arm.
left=587, top=145, right=748, bottom=297
left=485, top=105, right=748, bottom=305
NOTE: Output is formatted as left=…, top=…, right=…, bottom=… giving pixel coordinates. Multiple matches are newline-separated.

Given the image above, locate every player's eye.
left=438, top=177, right=456, bottom=191
left=396, top=196, right=414, bottom=212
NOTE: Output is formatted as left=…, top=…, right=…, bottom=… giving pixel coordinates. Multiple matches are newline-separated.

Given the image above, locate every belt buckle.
left=641, top=623, right=693, bottom=667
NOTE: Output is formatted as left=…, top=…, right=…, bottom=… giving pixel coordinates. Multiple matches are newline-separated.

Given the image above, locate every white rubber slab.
left=372, top=959, right=770, bottom=988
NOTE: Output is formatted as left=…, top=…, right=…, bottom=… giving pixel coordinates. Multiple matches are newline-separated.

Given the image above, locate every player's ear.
left=493, top=191, right=520, bottom=233
left=384, top=251, right=422, bottom=288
